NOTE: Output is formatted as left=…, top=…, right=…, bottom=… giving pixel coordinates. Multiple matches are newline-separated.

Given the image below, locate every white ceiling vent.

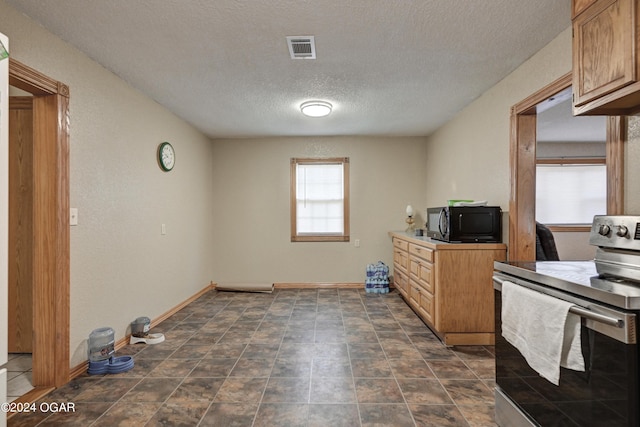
left=286, top=36, right=316, bottom=59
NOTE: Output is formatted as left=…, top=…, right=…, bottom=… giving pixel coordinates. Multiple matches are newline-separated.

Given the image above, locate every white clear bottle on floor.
left=88, top=327, right=115, bottom=362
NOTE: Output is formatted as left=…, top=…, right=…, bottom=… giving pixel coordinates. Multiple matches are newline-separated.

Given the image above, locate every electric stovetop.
left=495, top=260, right=640, bottom=310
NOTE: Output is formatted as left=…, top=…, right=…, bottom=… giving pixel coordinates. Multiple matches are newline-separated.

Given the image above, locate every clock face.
left=158, top=142, right=175, bottom=171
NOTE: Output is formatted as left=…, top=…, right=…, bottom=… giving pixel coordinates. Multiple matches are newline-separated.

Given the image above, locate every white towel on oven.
left=501, top=281, right=585, bottom=386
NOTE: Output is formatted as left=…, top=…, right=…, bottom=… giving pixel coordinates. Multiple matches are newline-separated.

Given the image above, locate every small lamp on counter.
left=405, top=204, right=415, bottom=232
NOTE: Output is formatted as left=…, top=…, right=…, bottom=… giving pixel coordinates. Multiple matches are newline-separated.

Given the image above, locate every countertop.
left=389, top=231, right=507, bottom=250
left=494, top=260, right=640, bottom=310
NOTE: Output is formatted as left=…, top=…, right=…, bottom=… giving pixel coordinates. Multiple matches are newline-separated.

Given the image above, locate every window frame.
left=535, top=157, right=606, bottom=232
left=290, top=157, right=350, bottom=242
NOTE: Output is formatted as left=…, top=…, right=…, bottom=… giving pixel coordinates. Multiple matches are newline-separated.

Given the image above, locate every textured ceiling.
left=7, top=0, right=571, bottom=139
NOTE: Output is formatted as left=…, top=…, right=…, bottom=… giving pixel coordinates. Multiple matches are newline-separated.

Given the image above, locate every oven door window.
left=495, top=290, right=638, bottom=427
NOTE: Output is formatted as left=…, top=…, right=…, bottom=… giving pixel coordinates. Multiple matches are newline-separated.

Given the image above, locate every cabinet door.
left=409, top=255, right=434, bottom=294
left=409, top=280, right=434, bottom=325
left=573, top=0, right=636, bottom=107
left=419, top=289, right=434, bottom=325
left=393, top=248, right=409, bottom=272
left=573, top=0, right=599, bottom=17
left=394, top=268, right=409, bottom=298
left=409, top=281, right=421, bottom=309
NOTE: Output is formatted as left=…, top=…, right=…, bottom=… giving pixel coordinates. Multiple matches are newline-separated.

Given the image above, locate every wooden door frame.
left=509, top=71, right=626, bottom=261
left=9, top=58, right=70, bottom=389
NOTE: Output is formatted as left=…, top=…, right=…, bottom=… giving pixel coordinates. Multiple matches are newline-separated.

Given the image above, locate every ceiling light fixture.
left=300, top=100, right=332, bottom=118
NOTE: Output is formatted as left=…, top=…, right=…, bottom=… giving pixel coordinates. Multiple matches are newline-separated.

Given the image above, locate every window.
left=536, top=159, right=606, bottom=225
left=290, top=157, right=350, bottom=242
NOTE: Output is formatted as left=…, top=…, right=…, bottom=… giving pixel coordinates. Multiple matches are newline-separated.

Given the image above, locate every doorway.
left=7, top=58, right=70, bottom=398
left=509, top=72, right=626, bottom=261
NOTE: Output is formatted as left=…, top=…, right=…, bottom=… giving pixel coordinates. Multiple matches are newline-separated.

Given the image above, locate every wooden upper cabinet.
left=572, top=0, right=640, bottom=115
left=573, top=0, right=599, bottom=17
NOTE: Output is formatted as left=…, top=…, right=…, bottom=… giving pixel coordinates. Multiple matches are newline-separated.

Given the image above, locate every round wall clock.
left=158, top=142, right=175, bottom=171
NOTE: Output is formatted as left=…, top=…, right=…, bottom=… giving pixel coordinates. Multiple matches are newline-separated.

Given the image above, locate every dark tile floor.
left=8, top=288, right=497, bottom=426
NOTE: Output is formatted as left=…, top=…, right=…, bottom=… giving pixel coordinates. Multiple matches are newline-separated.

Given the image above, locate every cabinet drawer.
left=393, top=238, right=409, bottom=251
left=409, top=243, right=433, bottom=262
left=393, top=249, right=409, bottom=272
left=409, top=255, right=434, bottom=293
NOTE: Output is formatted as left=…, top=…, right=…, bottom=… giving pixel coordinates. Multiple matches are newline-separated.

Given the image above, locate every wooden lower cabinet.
left=390, top=232, right=507, bottom=346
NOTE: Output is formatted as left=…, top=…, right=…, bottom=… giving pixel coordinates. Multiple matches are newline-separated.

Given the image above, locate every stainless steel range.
left=493, top=215, right=640, bottom=427
left=591, top=215, right=640, bottom=282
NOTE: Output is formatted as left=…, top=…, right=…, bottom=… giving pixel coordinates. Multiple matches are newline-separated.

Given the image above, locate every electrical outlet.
left=355, top=239, right=360, bottom=247
left=161, top=224, right=166, bottom=235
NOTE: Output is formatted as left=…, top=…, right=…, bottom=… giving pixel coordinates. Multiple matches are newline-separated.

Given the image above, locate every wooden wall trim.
left=513, top=73, right=572, bottom=115
left=9, top=59, right=69, bottom=97
left=5, top=387, right=55, bottom=420
left=8, top=96, right=33, bottom=110
left=54, top=93, right=70, bottom=387
left=68, top=282, right=216, bottom=381
left=274, top=283, right=363, bottom=289
left=150, top=282, right=216, bottom=329
left=607, top=116, right=626, bottom=215
left=31, top=94, right=71, bottom=388
left=9, top=59, right=71, bottom=389
left=510, top=71, right=625, bottom=262
left=536, top=158, right=605, bottom=164
left=510, top=73, right=573, bottom=262
left=509, top=113, right=537, bottom=261
left=548, top=225, right=591, bottom=232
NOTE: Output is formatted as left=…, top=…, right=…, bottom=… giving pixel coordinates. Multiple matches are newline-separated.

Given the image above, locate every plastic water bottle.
left=88, top=327, right=115, bottom=362
left=131, top=316, right=151, bottom=338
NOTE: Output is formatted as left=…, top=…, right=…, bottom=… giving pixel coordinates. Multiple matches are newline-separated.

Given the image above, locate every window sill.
left=546, top=225, right=591, bottom=232
left=291, top=235, right=350, bottom=242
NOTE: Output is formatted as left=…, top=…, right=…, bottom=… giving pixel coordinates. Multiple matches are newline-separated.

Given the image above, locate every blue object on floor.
left=365, top=261, right=390, bottom=294
left=87, top=359, right=110, bottom=375
left=108, top=356, right=134, bottom=374
left=87, top=355, right=134, bottom=375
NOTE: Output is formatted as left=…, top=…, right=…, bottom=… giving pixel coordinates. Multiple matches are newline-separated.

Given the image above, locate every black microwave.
left=426, top=206, right=502, bottom=243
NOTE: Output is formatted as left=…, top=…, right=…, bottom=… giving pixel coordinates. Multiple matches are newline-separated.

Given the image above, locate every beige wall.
left=424, top=27, right=574, bottom=211
left=425, top=27, right=640, bottom=258
left=423, top=28, right=573, bottom=258
left=536, top=142, right=605, bottom=158
left=552, top=231, right=596, bottom=261
left=210, top=136, right=427, bottom=283
left=0, top=2, right=216, bottom=366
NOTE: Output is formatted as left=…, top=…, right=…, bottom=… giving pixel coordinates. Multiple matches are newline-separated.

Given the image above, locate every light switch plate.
left=70, top=208, right=78, bottom=226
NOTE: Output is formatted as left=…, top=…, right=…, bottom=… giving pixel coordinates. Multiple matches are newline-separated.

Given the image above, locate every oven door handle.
left=493, top=275, right=624, bottom=329
left=568, top=305, right=624, bottom=328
